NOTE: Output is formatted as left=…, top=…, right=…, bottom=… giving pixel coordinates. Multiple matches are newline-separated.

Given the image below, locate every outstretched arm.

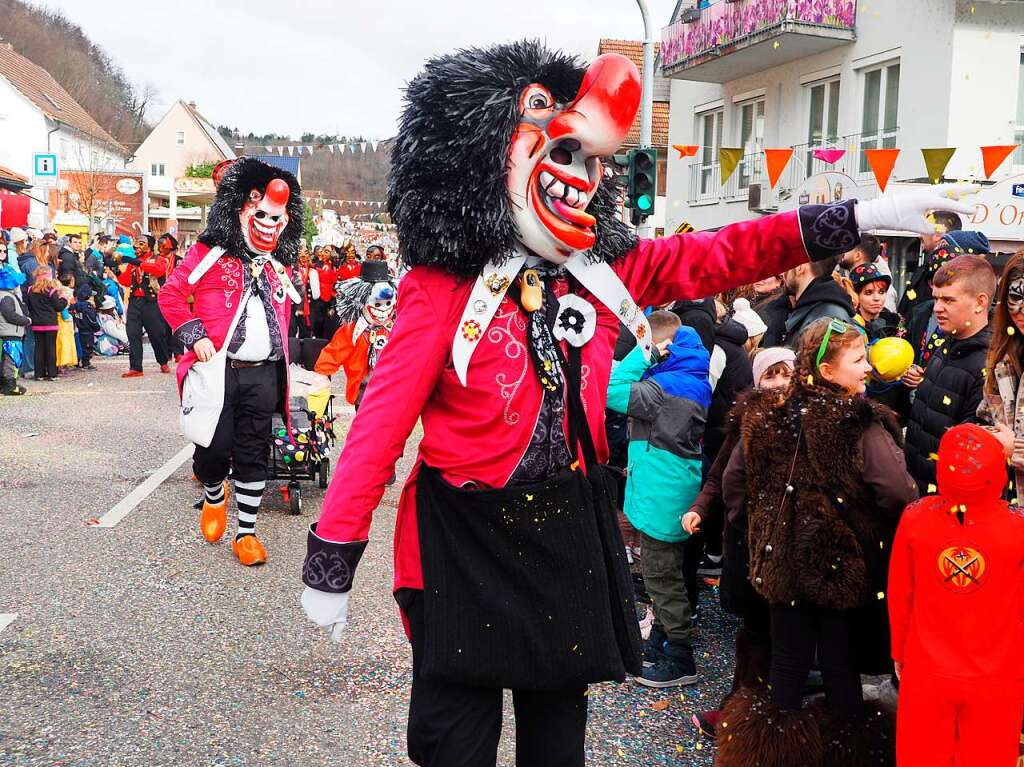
left=621, top=186, right=978, bottom=308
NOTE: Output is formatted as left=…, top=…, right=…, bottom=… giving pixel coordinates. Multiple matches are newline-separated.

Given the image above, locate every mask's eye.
left=520, top=84, right=554, bottom=116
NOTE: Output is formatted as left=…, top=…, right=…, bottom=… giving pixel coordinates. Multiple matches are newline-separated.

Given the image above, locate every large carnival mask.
left=363, top=280, right=396, bottom=327
left=507, top=54, right=641, bottom=264
left=240, top=178, right=291, bottom=255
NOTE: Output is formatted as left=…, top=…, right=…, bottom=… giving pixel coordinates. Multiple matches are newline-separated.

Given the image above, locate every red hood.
left=936, top=424, right=1006, bottom=502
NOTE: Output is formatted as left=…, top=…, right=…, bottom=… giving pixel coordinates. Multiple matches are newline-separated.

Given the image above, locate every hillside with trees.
left=0, top=0, right=154, bottom=145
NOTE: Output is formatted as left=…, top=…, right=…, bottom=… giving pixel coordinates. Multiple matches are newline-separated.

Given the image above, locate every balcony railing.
left=686, top=129, right=898, bottom=206
left=662, top=0, right=857, bottom=81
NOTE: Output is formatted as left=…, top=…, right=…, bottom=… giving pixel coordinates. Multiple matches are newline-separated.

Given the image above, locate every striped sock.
left=234, top=479, right=266, bottom=539
left=203, top=482, right=225, bottom=505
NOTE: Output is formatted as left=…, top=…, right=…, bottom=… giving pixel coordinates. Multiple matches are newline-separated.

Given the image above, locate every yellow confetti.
left=772, top=40, right=781, bottom=49
left=676, top=745, right=684, bottom=753
left=807, top=375, right=814, bottom=386
left=927, top=483, right=937, bottom=494
left=696, top=742, right=703, bottom=750
left=943, top=395, right=952, bottom=406
left=721, top=721, right=728, bottom=729
left=618, top=749, right=626, bottom=757
left=836, top=496, right=844, bottom=504
left=1010, top=326, right=1017, bottom=336
left=907, top=289, right=917, bottom=301
left=928, top=452, right=939, bottom=461
left=877, top=591, right=886, bottom=600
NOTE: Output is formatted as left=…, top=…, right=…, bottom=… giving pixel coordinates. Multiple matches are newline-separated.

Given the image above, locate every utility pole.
left=635, top=0, right=655, bottom=238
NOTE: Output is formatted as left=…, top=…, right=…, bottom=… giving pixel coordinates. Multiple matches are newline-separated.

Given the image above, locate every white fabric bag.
left=180, top=289, right=249, bottom=448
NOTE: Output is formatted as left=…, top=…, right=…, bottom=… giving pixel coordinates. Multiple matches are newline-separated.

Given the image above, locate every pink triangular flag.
left=813, top=149, right=846, bottom=165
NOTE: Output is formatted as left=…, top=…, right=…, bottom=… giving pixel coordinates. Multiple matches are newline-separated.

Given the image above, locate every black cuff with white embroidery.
left=174, top=318, right=209, bottom=349
left=797, top=199, right=860, bottom=261
left=302, top=523, right=368, bottom=593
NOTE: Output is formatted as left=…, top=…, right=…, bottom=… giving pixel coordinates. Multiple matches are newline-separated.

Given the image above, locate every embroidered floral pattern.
left=799, top=199, right=859, bottom=259
left=489, top=298, right=529, bottom=426
left=174, top=318, right=208, bottom=348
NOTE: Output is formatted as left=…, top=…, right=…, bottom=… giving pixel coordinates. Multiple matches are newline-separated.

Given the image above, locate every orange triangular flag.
left=864, top=148, right=900, bottom=193
left=921, top=148, right=956, bottom=184
left=764, top=148, right=794, bottom=190
left=673, top=144, right=699, bottom=159
left=981, top=145, right=1018, bottom=178
left=719, top=148, right=744, bottom=184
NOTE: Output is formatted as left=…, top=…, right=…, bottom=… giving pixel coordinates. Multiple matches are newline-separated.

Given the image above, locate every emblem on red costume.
left=937, top=545, right=987, bottom=592
left=461, top=319, right=482, bottom=342
left=484, top=273, right=511, bottom=297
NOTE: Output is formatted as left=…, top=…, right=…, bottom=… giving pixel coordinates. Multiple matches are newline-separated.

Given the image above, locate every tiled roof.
left=624, top=101, right=670, bottom=148
left=182, top=101, right=238, bottom=160
left=0, top=164, right=30, bottom=186
left=597, top=39, right=670, bottom=148
left=0, top=43, right=124, bottom=153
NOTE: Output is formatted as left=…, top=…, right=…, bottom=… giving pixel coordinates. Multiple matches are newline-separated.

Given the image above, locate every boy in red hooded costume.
left=297, top=41, right=977, bottom=766
left=889, top=423, right=1024, bottom=767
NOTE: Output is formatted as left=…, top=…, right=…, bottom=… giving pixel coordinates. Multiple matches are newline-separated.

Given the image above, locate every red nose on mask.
left=264, top=178, right=290, bottom=214
left=547, top=53, right=641, bottom=155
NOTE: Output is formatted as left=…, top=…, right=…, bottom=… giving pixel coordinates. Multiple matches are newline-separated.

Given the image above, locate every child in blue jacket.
left=607, top=310, right=711, bottom=688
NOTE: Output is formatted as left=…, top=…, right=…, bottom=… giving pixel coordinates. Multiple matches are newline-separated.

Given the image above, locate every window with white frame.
left=150, top=163, right=166, bottom=177
left=860, top=61, right=900, bottom=172
left=805, top=77, right=840, bottom=177
left=697, top=108, right=724, bottom=196
left=1014, top=50, right=1024, bottom=165
left=175, top=130, right=185, bottom=146
left=738, top=98, right=765, bottom=189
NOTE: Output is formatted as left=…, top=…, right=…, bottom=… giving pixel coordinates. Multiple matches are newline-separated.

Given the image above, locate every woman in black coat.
left=25, top=273, right=67, bottom=380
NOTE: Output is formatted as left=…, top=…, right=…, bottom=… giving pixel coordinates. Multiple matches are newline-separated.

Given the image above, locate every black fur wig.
left=388, top=39, right=638, bottom=277
left=199, top=157, right=304, bottom=266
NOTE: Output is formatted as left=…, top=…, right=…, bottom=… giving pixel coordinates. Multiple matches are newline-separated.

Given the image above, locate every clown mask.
left=506, top=54, right=641, bottom=264
left=240, top=178, right=291, bottom=255
left=363, top=281, right=396, bottom=327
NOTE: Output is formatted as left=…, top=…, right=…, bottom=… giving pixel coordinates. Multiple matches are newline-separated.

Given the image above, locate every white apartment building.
left=661, top=0, right=1024, bottom=261
left=0, top=39, right=126, bottom=228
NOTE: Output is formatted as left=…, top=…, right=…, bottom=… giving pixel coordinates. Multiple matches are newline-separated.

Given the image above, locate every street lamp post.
left=635, top=0, right=655, bottom=237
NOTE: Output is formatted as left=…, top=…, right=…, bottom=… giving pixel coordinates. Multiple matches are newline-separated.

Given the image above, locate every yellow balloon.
left=869, top=337, right=915, bottom=383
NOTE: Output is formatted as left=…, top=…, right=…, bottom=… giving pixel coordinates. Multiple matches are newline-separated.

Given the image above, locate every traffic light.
left=627, top=148, right=657, bottom=225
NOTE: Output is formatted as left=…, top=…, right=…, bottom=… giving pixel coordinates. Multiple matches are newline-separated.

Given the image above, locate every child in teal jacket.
left=607, top=310, right=711, bottom=688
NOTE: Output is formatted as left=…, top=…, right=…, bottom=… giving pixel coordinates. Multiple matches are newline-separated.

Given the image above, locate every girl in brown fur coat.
left=715, top=318, right=918, bottom=767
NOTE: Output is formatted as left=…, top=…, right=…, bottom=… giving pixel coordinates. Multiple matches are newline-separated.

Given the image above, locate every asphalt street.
left=0, top=350, right=736, bottom=766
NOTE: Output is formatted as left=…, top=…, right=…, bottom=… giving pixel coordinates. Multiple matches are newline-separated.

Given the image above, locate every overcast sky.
left=41, top=0, right=677, bottom=141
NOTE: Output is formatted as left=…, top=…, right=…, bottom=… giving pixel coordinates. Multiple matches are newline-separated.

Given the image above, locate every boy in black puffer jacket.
left=902, top=254, right=995, bottom=496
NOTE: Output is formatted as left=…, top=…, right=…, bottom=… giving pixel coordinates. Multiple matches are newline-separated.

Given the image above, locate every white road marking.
left=0, top=614, right=17, bottom=633
left=92, top=443, right=195, bottom=528
left=34, top=389, right=168, bottom=396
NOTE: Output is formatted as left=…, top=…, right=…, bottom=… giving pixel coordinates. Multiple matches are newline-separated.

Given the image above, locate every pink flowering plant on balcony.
left=662, top=0, right=855, bottom=68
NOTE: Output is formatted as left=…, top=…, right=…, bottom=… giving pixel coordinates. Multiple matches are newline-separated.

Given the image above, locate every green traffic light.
left=636, top=194, right=654, bottom=212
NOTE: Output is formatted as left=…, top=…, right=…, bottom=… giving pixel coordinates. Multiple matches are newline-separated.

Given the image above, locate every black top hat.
left=360, top=260, right=391, bottom=282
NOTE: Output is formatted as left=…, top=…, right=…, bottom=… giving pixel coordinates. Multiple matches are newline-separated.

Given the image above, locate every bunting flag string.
left=981, top=145, right=1018, bottom=179
left=719, top=147, right=744, bottom=184
left=764, top=148, right=794, bottom=190
left=253, top=139, right=393, bottom=156
left=672, top=144, right=699, bottom=159
left=921, top=148, right=957, bottom=184
left=812, top=148, right=846, bottom=165
left=863, top=148, right=901, bottom=193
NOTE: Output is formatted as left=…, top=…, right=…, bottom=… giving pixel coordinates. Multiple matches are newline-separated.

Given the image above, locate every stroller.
left=268, top=338, right=337, bottom=515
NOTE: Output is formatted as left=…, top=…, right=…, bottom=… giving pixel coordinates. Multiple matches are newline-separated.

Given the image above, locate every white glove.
left=309, top=372, right=331, bottom=393
left=855, top=182, right=980, bottom=234
left=301, top=586, right=350, bottom=642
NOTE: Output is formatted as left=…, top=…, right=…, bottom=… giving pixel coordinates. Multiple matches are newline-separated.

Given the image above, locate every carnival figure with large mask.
left=311, top=259, right=397, bottom=406
left=159, top=158, right=303, bottom=567
left=299, top=41, right=975, bottom=765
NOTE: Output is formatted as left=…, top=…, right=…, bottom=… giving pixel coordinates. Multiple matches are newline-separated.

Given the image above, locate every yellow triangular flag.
left=921, top=148, right=956, bottom=184
left=719, top=148, right=744, bottom=185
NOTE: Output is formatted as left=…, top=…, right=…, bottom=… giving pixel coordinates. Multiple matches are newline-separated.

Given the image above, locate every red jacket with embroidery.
left=117, top=253, right=170, bottom=298
left=888, top=423, right=1024, bottom=681
left=314, top=207, right=848, bottom=593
